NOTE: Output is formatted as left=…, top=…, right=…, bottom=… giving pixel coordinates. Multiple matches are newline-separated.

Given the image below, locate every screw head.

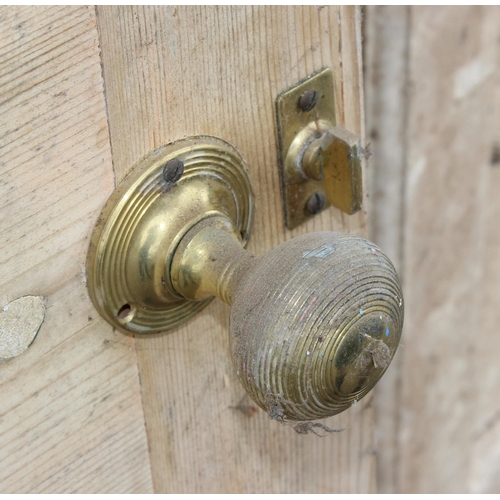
left=163, top=158, right=184, bottom=184
left=306, top=192, right=326, bottom=215
left=299, top=89, right=319, bottom=112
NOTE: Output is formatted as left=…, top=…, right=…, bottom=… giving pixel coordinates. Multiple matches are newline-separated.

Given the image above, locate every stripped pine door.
left=0, top=6, right=373, bottom=493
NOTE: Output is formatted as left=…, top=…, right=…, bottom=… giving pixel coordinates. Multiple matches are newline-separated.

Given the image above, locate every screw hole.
left=117, top=303, right=135, bottom=323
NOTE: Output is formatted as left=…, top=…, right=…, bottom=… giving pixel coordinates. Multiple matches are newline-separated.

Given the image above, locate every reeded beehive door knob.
left=86, top=136, right=403, bottom=423
left=230, top=232, right=401, bottom=421
left=172, top=217, right=403, bottom=421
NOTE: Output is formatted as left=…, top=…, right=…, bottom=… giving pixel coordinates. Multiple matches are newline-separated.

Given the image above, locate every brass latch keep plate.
left=276, top=68, right=362, bottom=229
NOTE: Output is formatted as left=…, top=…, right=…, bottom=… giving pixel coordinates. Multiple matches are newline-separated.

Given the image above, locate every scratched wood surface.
left=96, top=6, right=374, bottom=493
left=365, top=5, right=500, bottom=493
left=0, top=6, right=153, bottom=493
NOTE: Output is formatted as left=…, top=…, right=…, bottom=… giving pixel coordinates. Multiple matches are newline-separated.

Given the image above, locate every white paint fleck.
left=0, top=296, right=45, bottom=359
left=306, top=351, right=310, bottom=356
left=454, top=57, right=494, bottom=100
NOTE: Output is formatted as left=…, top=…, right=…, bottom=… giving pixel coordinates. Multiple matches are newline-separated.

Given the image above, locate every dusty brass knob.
left=172, top=216, right=403, bottom=421
left=86, top=136, right=403, bottom=423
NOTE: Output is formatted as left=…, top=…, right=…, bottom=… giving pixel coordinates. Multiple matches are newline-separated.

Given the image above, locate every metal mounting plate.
left=276, top=68, right=336, bottom=230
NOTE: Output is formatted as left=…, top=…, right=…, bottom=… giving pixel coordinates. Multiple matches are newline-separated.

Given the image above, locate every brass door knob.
left=87, top=137, right=403, bottom=422
left=172, top=216, right=403, bottom=421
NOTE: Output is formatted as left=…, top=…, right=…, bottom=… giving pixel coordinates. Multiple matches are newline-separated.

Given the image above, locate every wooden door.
left=365, top=5, right=500, bottom=493
left=0, top=6, right=373, bottom=493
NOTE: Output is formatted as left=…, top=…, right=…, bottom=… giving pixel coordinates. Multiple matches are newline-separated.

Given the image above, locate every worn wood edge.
left=362, top=5, right=411, bottom=494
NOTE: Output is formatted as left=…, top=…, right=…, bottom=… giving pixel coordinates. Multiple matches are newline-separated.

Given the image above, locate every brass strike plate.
left=276, top=68, right=337, bottom=229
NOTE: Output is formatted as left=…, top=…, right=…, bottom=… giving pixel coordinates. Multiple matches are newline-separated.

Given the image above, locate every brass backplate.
left=276, top=68, right=336, bottom=229
left=86, top=136, right=254, bottom=334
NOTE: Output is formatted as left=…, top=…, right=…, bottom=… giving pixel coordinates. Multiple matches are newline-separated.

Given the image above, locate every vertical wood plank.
left=0, top=6, right=153, bottom=492
left=366, top=5, right=500, bottom=493
left=363, top=6, right=410, bottom=494
left=97, top=6, right=374, bottom=493
left=469, top=146, right=500, bottom=493
left=400, top=6, right=500, bottom=492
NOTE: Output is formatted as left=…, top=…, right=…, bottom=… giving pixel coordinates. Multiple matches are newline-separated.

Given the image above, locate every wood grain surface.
left=363, top=6, right=410, bottom=494
left=365, top=5, right=500, bottom=493
left=96, top=5, right=374, bottom=493
left=0, top=6, right=153, bottom=493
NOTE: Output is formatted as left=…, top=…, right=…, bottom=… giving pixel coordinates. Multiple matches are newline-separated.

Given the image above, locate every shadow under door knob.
left=86, top=137, right=404, bottom=422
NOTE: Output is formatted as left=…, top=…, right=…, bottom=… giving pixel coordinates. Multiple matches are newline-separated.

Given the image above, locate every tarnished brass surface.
left=86, top=136, right=253, bottom=334
left=170, top=219, right=404, bottom=421
left=229, top=232, right=403, bottom=421
left=276, top=68, right=362, bottom=229
left=87, top=135, right=403, bottom=422
left=171, top=216, right=251, bottom=305
left=301, top=126, right=362, bottom=215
